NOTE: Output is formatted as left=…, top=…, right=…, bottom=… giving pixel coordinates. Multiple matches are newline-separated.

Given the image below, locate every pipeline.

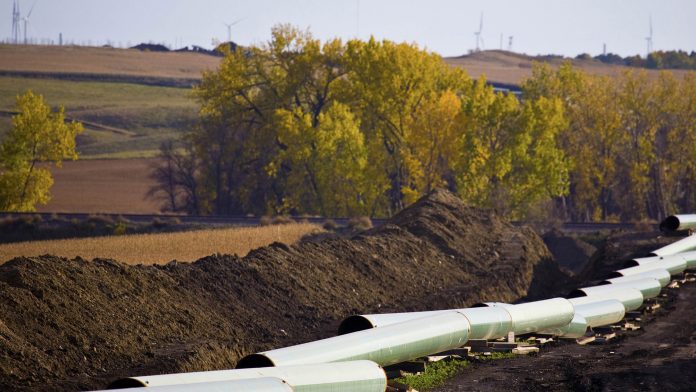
left=620, top=255, right=687, bottom=276
left=650, top=233, right=696, bottom=256
left=106, top=361, right=386, bottom=392
left=338, top=306, right=512, bottom=339
left=569, top=277, right=662, bottom=300
left=568, top=287, right=644, bottom=312
left=472, top=298, right=575, bottom=335
left=603, top=268, right=671, bottom=288
left=236, top=312, right=471, bottom=368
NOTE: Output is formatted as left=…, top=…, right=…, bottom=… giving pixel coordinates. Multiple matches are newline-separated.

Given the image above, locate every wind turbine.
left=22, top=0, right=38, bottom=45
left=645, top=15, right=653, bottom=58
left=474, top=13, right=484, bottom=52
left=12, top=0, right=21, bottom=44
left=223, top=18, right=243, bottom=42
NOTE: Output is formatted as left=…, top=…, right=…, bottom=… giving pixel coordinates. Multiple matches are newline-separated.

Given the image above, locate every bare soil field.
left=0, top=223, right=323, bottom=265
left=445, top=50, right=691, bottom=85
left=1, top=45, right=687, bottom=88
left=0, top=45, right=218, bottom=80
left=0, top=189, right=569, bottom=391
left=37, top=158, right=160, bottom=214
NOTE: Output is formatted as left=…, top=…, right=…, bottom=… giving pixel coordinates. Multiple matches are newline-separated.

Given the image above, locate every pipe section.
left=570, top=278, right=662, bottom=299
left=338, top=307, right=512, bottom=340
left=573, top=300, right=625, bottom=328
left=539, top=314, right=588, bottom=339
left=568, top=287, right=644, bottom=312
left=236, top=312, right=471, bottom=368
left=622, top=255, right=687, bottom=276
left=107, top=361, right=386, bottom=392
left=660, top=214, right=696, bottom=232
left=650, top=234, right=696, bottom=256
left=476, top=298, right=574, bottom=335
left=101, top=378, right=293, bottom=392
left=604, top=268, right=671, bottom=287
left=615, top=259, right=686, bottom=278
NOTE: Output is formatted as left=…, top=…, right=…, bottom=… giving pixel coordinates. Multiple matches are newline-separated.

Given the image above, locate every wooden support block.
left=434, top=348, right=469, bottom=357
left=512, top=346, right=539, bottom=355
left=490, top=342, right=519, bottom=349
left=577, top=336, right=596, bottom=345
left=468, top=339, right=488, bottom=347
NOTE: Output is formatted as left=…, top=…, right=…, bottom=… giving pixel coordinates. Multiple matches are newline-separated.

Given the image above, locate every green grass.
left=0, top=77, right=197, bottom=158
left=395, top=359, right=469, bottom=391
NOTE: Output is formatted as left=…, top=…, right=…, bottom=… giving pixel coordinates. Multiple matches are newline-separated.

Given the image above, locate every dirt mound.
left=0, top=189, right=562, bottom=391
left=542, top=229, right=598, bottom=276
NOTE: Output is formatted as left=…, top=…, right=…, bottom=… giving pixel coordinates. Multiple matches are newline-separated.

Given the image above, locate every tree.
left=0, top=91, right=83, bottom=212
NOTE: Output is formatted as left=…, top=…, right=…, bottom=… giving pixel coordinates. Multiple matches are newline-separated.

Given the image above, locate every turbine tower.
left=474, top=12, right=484, bottom=52
left=645, top=15, right=653, bottom=58
left=223, top=18, right=243, bottom=42
left=11, top=0, right=21, bottom=44
left=22, top=0, right=38, bottom=45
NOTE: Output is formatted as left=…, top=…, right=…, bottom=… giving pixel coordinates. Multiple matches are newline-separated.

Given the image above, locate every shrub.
left=322, top=219, right=338, bottom=230
left=348, top=216, right=372, bottom=231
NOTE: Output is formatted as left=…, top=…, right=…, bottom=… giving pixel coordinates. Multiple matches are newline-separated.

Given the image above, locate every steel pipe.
left=107, top=361, right=386, bottom=392
left=338, top=307, right=512, bottom=340
left=650, top=234, right=696, bottom=256
left=615, top=259, right=686, bottom=278
left=236, top=312, right=471, bottom=368
left=631, top=251, right=696, bottom=270
left=474, top=298, right=575, bottom=335
left=569, top=278, right=662, bottom=300
left=622, top=254, right=687, bottom=276
left=100, top=378, right=293, bottom=392
left=568, top=287, right=644, bottom=311
left=659, top=214, right=696, bottom=232
left=573, top=300, right=625, bottom=328
left=539, top=314, right=588, bottom=338
left=604, top=268, right=671, bottom=287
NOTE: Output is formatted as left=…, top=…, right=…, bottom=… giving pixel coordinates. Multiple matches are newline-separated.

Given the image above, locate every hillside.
left=444, top=50, right=691, bottom=85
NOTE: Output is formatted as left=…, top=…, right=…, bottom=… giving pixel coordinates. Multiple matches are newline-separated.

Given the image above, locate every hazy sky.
left=4, top=0, right=695, bottom=57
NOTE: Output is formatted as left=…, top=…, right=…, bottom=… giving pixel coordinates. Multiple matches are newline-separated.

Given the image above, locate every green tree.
left=0, top=91, right=83, bottom=212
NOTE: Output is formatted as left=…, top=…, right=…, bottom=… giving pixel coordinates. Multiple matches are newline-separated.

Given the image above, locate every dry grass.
left=0, top=223, right=323, bottom=265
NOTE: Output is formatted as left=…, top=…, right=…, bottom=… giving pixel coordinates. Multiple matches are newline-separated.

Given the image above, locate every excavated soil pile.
left=542, top=229, right=598, bottom=276
left=0, top=189, right=564, bottom=391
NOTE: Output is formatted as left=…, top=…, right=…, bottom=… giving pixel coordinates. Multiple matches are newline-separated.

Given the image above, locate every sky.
left=4, top=0, right=695, bottom=58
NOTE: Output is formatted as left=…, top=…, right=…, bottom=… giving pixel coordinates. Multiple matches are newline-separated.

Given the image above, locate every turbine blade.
left=27, top=0, right=38, bottom=18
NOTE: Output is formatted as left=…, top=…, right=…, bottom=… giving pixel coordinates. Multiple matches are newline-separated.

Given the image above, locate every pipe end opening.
left=660, top=216, right=680, bottom=232
left=337, top=315, right=375, bottom=335
left=106, top=378, right=147, bottom=389
left=606, top=271, right=624, bottom=279
left=566, top=289, right=588, bottom=298
left=621, top=260, right=640, bottom=268
left=471, top=303, right=490, bottom=308
left=236, top=354, right=275, bottom=369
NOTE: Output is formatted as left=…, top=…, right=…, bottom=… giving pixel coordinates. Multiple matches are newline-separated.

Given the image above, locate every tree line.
left=150, top=26, right=696, bottom=222
left=580, top=50, right=696, bottom=70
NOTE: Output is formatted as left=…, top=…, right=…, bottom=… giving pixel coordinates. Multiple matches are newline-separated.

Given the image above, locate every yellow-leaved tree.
left=0, top=91, right=83, bottom=212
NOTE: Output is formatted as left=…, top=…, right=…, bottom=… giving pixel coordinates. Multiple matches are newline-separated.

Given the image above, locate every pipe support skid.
left=237, top=312, right=471, bottom=368
left=539, top=314, right=588, bottom=338
left=338, top=307, right=512, bottom=340
left=650, top=234, right=696, bottom=256
left=573, top=300, right=625, bottom=328
left=605, top=268, right=671, bottom=288
left=107, top=361, right=386, bottom=392
left=574, top=278, right=662, bottom=299
left=478, top=298, right=574, bottom=335
left=660, top=214, right=696, bottom=232
left=568, top=287, right=644, bottom=312
left=101, top=378, right=293, bottom=392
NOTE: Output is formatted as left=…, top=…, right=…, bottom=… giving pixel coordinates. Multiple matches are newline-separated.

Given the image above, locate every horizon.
left=3, top=0, right=695, bottom=58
